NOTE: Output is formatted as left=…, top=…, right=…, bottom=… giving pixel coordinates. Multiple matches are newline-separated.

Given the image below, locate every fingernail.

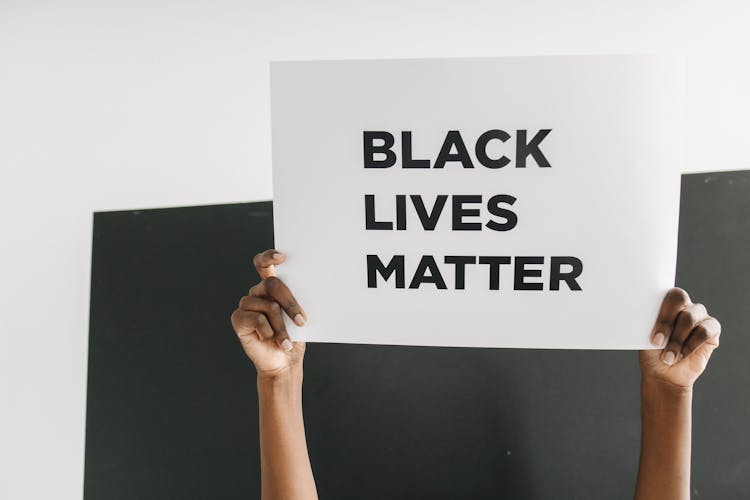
left=282, top=339, right=293, bottom=351
left=652, top=332, right=665, bottom=347
left=294, top=313, right=305, bottom=326
left=662, top=350, right=676, bottom=365
left=272, top=252, right=282, bottom=260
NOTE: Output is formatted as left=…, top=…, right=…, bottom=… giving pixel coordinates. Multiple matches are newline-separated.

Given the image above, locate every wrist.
left=641, top=376, right=693, bottom=401
left=257, top=364, right=303, bottom=388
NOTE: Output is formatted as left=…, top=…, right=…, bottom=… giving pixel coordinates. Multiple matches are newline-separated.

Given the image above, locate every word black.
left=364, top=129, right=552, bottom=169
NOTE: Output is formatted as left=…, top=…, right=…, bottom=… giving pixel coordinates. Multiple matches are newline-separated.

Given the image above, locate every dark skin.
left=636, top=287, right=721, bottom=500
left=231, top=250, right=314, bottom=500
left=231, top=249, right=721, bottom=500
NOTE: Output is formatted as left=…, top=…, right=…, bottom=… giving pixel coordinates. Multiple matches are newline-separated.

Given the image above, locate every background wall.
left=1, top=1, right=748, bottom=498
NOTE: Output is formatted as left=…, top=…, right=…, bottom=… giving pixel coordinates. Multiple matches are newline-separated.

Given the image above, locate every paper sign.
left=270, top=55, right=684, bottom=349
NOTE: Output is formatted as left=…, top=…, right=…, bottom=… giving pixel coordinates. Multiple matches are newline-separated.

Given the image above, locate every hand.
left=231, top=249, right=308, bottom=378
left=639, top=287, right=721, bottom=389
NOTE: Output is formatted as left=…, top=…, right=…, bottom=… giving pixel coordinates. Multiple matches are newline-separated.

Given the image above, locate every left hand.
left=231, top=249, right=307, bottom=379
left=639, top=287, right=721, bottom=389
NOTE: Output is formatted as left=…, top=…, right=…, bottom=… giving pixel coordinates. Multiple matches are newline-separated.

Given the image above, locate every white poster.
left=270, top=55, right=684, bottom=349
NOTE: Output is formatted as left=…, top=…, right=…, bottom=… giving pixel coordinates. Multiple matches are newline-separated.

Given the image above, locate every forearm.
left=634, top=379, right=693, bottom=500
left=257, top=367, right=317, bottom=500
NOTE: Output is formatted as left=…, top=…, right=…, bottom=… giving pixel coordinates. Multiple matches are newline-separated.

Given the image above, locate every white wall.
left=1, top=1, right=748, bottom=498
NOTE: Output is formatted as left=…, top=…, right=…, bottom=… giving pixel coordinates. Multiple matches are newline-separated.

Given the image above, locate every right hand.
left=230, top=249, right=308, bottom=378
left=640, top=287, right=721, bottom=389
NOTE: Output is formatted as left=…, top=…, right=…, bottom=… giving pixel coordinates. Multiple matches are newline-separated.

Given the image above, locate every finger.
left=250, top=276, right=307, bottom=327
left=662, top=302, right=708, bottom=365
left=253, top=249, right=286, bottom=279
left=650, top=287, right=691, bottom=347
left=239, top=295, right=278, bottom=313
left=681, top=316, right=721, bottom=358
left=230, top=308, right=275, bottom=341
left=239, top=295, right=292, bottom=350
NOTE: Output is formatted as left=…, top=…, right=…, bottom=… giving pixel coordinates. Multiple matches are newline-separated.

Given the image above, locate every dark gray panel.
left=84, top=171, right=750, bottom=499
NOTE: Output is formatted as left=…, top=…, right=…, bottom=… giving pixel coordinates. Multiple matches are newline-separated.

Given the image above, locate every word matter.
left=366, top=254, right=583, bottom=291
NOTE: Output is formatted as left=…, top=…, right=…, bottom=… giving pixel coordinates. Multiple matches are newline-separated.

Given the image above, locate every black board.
left=84, top=170, right=750, bottom=499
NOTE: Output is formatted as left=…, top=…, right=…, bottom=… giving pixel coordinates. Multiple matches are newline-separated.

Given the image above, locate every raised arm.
left=231, top=249, right=318, bottom=500
left=635, top=287, right=721, bottom=500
